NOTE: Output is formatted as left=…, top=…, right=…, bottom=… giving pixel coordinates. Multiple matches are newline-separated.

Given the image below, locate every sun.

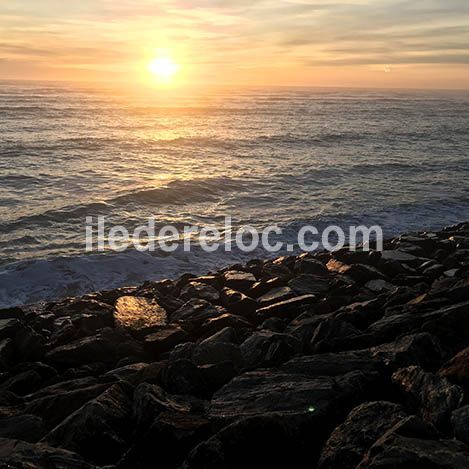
left=148, top=56, right=179, bottom=81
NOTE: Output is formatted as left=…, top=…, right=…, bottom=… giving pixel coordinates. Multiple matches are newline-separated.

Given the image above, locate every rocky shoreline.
left=1, top=222, right=469, bottom=468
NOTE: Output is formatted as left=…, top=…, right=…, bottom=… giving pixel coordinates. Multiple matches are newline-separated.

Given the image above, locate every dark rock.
left=452, top=405, right=469, bottom=444
left=0, top=318, right=23, bottom=341
left=391, top=366, right=464, bottom=430
left=160, top=359, right=207, bottom=397
left=199, top=361, right=238, bottom=393
left=258, top=317, right=287, bottom=333
left=440, top=346, right=469, bottom=386
left=220, top=288, right=257, bottom=316
left=286, top=313, right=331, bottom=348
left=170, top=299, right=224, bottom=326
left=144, top=324, right=189, bottom=356
left=103, top=362, right=148, bottom=383
left=223, top=271, right=257, bottom=293
left=248, top=277, right=285, bottom=298
left=240, top=330, right=300, bottom=368
left=199, top=326, right=237, bottom=345
left=257, top=286, right=295, bottom=307
left=209, top=369, right=379, bottom=423
left=371, top=333, right=442, bottom=371
left=0, top=414, right=45, bottom=442
left=25, top=378, right=112, bottom=430
left=0, top=438, right=98, bottom=468
left=192, top=340, right=243, bottom=367
left=310, top=317, right=361, bottom=353
left=358, top=423, right=469, bottom=468
left=318, top=401, right=407, bottom=469
left=44, top=382, right=133, bottom=465
left=327, top=259, right=386, bottom=283
left=0, top=339, right=14, bottom=369
left=256, top=294, right=317, bottom=320
left=199, top=313, right=253, bottom=338
left=114, top=296, right=167, bottom=336
left=0, top=369, right=43, bottom=395
left=288, top=274, right=330, bottom=296
left=180, top=281, right=220, bottom=303
left=282, top=351, right=380, bottom=377
left=294, top=257, right=330, bottom=276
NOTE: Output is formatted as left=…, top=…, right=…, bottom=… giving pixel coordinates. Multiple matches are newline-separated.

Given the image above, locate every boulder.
left=257, top=286, right=295, bottom=307
left=44, top=382, right=134, bottom=465
left=0, top=438, right=98, bottom=468
left=180, top=281, right=220, bottom=303
left=452, top=405, right=469, bottom=444
left=318, top=401, right=407, bottom=469
left=0, top=414, right=45, bottom=442
left=256, top=294, right=317, bottom=320
left=392, top=366, right=464, bottom=431
left=114, top=296, right=167, bottom=336
left=144, top=324, right=189, bottom=356
left=440, top=346, right=469, bottom=385
left=240, top=330, right=300, bottom=368
left=222, top=271, right=257, bottom=293
left=288, top=275, right=330, bottom=296
left=170, top=299, right=224, bottom=326
left=220, top=288, right=257, bottom=316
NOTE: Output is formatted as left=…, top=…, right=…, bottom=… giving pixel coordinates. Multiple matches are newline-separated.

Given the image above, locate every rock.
left=294, top=257, right=330, bottom=276
left=121, top=410, right=211, bottom=469
left=288, top=274, right=330, bottom=296
left=199, top=362, right=238, bottom=394
left=14, top=326, right=45, bottom=362
left=381, top=249, right=420, bottom=263
left=0, top=438, right=98, bottom=468
left=132, top=383, right=190, bottom=431
left=240, top=330, right=300, bottom=368
left=256, top=294, right=317, bottom=320
left=220, top=288, right=257, bottom=316
left=159, top=360, right=207, bottom=397
left=364, top=279, right=396, bottom=293
left=180, top=281, right=220, bottom=303
left=318, top=401, right=407, bottom=469
left=144, top=325, right=189, bottom=356
left=209, top=369, right=378, bottom=423
left=183, top=412, right=326, bottom=469
left=257, top=286, right=295, bottom=307
left=248, top=277, right=285, bottom=298
left=358, top=424, right=469, bottom=468
left=391, top=366, right=464, bottom=430
left=199, top=326, right=237, bottom=345
left=0, top=318, right=23, bottom=341
left=258, top=317, right=287, bottom=333
left=44, top=382, right=133, bottom=465
left=0, top=339, right=13, bottom=368
left=286, top=314, right=331, bottom=348
left=170, top=299, right=224, bottom=326
left=282, top=351, right=380, bottom=377
left=0, top=369, right=43, bottom=395
left=114, top=296, right=167, bottom=336
left=371, top=333, right=442, bottom=371
left=199, top=313, right=253, bottom=338
left=440, top=346, right=469, bottom=385
left=103, top=362, right=148, bottom=383
left=310, top=317, right=361, bottom=353
left=223, top=271, right=257, bottom=293
left=452, top=405, right=469, bottom=444
left=25, top=379, right=112, bottom=430
left=326, top=260, right=386, bottom=283
left=0, top=414, right=45, bottom=442
left=192, top=341, right=243, bottom=367
left=45, top=329, right=132, bottom=367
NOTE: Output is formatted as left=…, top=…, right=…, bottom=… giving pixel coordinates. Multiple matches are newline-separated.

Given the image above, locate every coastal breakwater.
left=1, top=222, right=469, bottom=467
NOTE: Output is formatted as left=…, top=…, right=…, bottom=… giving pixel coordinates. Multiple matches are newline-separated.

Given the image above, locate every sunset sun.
left=148, top=56, right=179, bottom=82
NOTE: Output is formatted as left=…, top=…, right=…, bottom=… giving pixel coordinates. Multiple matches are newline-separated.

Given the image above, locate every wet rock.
left=223, top=271, right=257, bottom=293
left=371, top=333, right=442, bottom=371
left=132, top=382, right=190, bottom=431
left=114, top=296, right=167, bottom=336
left=257, top=286, right=295, bottom=307
left=209, top=369, right=378, bottom=423
left=392, top=366, right=464, bottom=430
left=294, top=256, right=330, bottom=276
left=0, top=414, right=45, bottom=442
left=240, top=330, right=300, bottom=368
left=25, top=378, right=112, bottom=430
left=452, top=405, right=469, bottom=444
left=358, top=424, right=469, bottom=468
left=180, top=281, right=220, bottom=303
left=256, top=294, right=317, bottom=320
left=220, top=288, right=257, bottom=316
left=121, top=410, right=211, bottom=469
left=310, top=317, right=362, bottom=353
left=318, top=401, right=407, bottom=469
left=440, top=346, right=469, bottom=386
left=288, top=274, right=330, bottom=296
left=160, top=359, right=207, bottom=397
left=171, top=299, right=224, bottom=326
left=44, top=382, right=133, bottom=465
left=144, top=324, right=189, bottom=356
left=327, top=260, right=386, bottom=283
left=282, top=351, right=380, bottom=377
left=0, top=437, right=98, bottom=468
left=183, top=412, right=326, bottom=469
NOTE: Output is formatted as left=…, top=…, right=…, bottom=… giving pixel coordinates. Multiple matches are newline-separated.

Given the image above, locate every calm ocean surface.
left=1, top=81, right=469, bottom=306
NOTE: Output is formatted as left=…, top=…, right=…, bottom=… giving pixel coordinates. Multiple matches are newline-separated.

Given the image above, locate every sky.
left=1, top=0, right=469, bottom=89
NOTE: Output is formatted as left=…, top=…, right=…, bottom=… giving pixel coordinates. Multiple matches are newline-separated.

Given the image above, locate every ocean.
left=1, top=80, right=469, bottom=307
